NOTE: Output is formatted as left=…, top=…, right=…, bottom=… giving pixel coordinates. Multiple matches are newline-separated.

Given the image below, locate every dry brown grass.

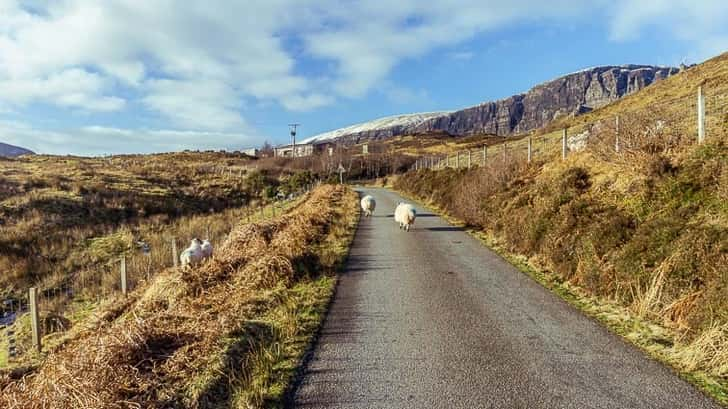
left=0, top=151, right=321, bottom=369
left=0, top=184, right=353, bottom=408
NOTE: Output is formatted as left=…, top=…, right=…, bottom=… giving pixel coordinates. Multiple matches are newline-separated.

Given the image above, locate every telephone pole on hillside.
left=289, top=124, right=300, bottom=157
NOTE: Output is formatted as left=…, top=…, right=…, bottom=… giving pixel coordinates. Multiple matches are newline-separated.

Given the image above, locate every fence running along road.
left=409, top=86, right=726, bottom=172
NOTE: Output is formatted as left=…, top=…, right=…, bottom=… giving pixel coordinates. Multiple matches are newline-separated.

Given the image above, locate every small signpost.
left=337, top=163, right=346, bottom=184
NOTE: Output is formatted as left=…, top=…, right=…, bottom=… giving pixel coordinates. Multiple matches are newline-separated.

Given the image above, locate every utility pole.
left=288, top=124, right=300, bottom=157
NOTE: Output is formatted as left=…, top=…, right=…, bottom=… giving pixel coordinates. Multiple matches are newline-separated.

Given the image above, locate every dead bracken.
left=0, top=185, right=351, bottom=409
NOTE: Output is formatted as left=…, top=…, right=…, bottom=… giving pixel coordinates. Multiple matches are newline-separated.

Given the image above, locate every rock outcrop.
left=414, top=65, right=678, bottom=136
left=302, top=65, right=678, bottom=143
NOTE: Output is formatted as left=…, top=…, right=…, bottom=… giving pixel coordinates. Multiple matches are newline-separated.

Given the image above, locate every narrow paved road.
left=290, top=187, right=720, bottom=409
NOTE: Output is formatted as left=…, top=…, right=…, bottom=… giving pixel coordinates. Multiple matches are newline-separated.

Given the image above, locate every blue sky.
left=1, top=1, right=726, bottom=156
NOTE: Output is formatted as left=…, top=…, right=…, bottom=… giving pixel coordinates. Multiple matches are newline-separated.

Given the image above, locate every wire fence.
left=410, top=86, right=726, bottom=171
left=0, top=184, right=316, bottom=364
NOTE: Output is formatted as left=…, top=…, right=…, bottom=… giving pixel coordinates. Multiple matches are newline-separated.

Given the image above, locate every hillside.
left=0, top=151, right=327, bottom=299
left=0, top=142, right=34, bottom=157
left=0, top=185, right=359, bottom=407
left=393, top=52, right=728, bottom=402
left=301, top=64, right=677, bottom=144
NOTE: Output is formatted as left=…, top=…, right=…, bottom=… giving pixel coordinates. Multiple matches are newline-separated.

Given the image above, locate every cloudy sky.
left=1, top=0, right=727, bottom=155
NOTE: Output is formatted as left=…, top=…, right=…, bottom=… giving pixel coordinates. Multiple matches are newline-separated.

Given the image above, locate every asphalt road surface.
left=290, top=187, right=720, bottom=409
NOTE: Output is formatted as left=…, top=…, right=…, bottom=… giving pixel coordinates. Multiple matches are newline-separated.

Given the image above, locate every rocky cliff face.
left=413, top=65, right=678, bottom=136
left=304, top=65, right=678, bottom=143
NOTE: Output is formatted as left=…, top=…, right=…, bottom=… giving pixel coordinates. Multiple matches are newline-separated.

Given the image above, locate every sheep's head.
left=202, top=240, right=211, bottom=246
left=191, top=238, right=203, bottom=246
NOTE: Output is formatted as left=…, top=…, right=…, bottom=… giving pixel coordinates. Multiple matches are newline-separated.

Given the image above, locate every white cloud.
left=0, top=0, right=726, bottom=154
left=0, top=67, right=125, bottom=112
left=608, top=0, right=728, bottom=61
left=142, top=79, right=244, bottom=130
left=301, top=1, right=594, bottom=97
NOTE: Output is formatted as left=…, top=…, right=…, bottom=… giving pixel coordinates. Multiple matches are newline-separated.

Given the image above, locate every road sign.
left=337, top=164, right=346, bottom=184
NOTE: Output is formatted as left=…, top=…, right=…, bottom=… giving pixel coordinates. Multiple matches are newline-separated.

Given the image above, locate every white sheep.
left=180, top=238, right=204, bottom=267
left=360, top=195, right=376, bottom=217
left=394, top=202, right=416, bottom=232
left=201, top=239, right=214, bottom=259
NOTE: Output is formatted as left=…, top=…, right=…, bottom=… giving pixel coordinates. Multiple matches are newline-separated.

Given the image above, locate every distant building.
left=274, top=143, right=313, bottom=158
left=241, top=148, right=259, bottom=157
left=274, top=140, right=336, bottom=158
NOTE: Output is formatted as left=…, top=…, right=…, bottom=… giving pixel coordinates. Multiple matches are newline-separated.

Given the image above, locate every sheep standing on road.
left=201, top=239, right=214, bottom=259
left=180, top=238, right=204, bottom=267
left=394, top=202, right=417, bottom=232
left=360, top=195, right=376, bottom=217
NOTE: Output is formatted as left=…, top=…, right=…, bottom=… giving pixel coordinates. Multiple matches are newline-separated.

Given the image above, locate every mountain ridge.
left=302, top=64, right=679, bottom=144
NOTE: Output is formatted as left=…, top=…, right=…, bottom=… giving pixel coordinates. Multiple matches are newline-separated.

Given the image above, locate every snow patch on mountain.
left=300, top=111, right=451, bottom=144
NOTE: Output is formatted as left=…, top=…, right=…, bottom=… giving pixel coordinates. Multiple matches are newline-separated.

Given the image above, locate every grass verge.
left=228, top=187, right=359, bottom=407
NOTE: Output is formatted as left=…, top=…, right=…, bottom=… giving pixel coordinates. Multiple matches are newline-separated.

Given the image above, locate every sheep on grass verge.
left=180, top=238, right=204, bottom=267
left=201, top=239, right=214, bottom=259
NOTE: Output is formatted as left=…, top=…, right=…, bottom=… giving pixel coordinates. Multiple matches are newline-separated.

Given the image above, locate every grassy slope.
left=0, top=185, right=359, bottom=408
left=0, top=151, right=289, bottom=293
left=0, top=197, right=303, bottom=371
left=392, top=53, right=728, bottom=404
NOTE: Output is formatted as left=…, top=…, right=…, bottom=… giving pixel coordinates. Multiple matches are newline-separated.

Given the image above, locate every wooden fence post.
left=456, top=152, right=460, bottom=169
left=562, top=128, right=568, bottom=160
left=527, top=136, right=532, bottom=163
left=503, top=141, right=507, bottom=162
left=615, top=115, right=620, bottom=153
left=698, top=85, right=705, bottom=144
left=172, top=239, right=178, bottom=268
left=29, top=287, right=41, bottom=352
left=483, top=145, right=487, bottom=164
left=467, top=150, right=472, bottom=169
left=120, top=255, right=127, bottom=295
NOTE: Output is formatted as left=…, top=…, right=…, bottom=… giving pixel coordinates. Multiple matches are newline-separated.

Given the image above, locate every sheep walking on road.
left=394, top=202, right=416, bottom=232
left=201, top=239, right=214, bottom=259
left=360, top=195, right=376, bottom=217
left=180, top=238, right=204, bottom=267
